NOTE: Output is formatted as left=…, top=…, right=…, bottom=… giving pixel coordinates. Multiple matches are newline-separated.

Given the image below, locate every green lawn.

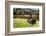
left=13, top=18, right=39, bottom=28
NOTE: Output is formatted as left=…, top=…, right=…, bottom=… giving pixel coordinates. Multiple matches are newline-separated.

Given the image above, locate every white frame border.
left=10, top=5, right=43, bottom=32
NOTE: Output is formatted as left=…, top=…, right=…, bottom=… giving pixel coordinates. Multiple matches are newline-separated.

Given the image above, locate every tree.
left=13, top=8, right=16, bottom=15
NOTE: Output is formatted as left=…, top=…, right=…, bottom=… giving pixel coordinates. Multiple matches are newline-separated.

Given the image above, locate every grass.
left=13, top=18, right=39, bottom=28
